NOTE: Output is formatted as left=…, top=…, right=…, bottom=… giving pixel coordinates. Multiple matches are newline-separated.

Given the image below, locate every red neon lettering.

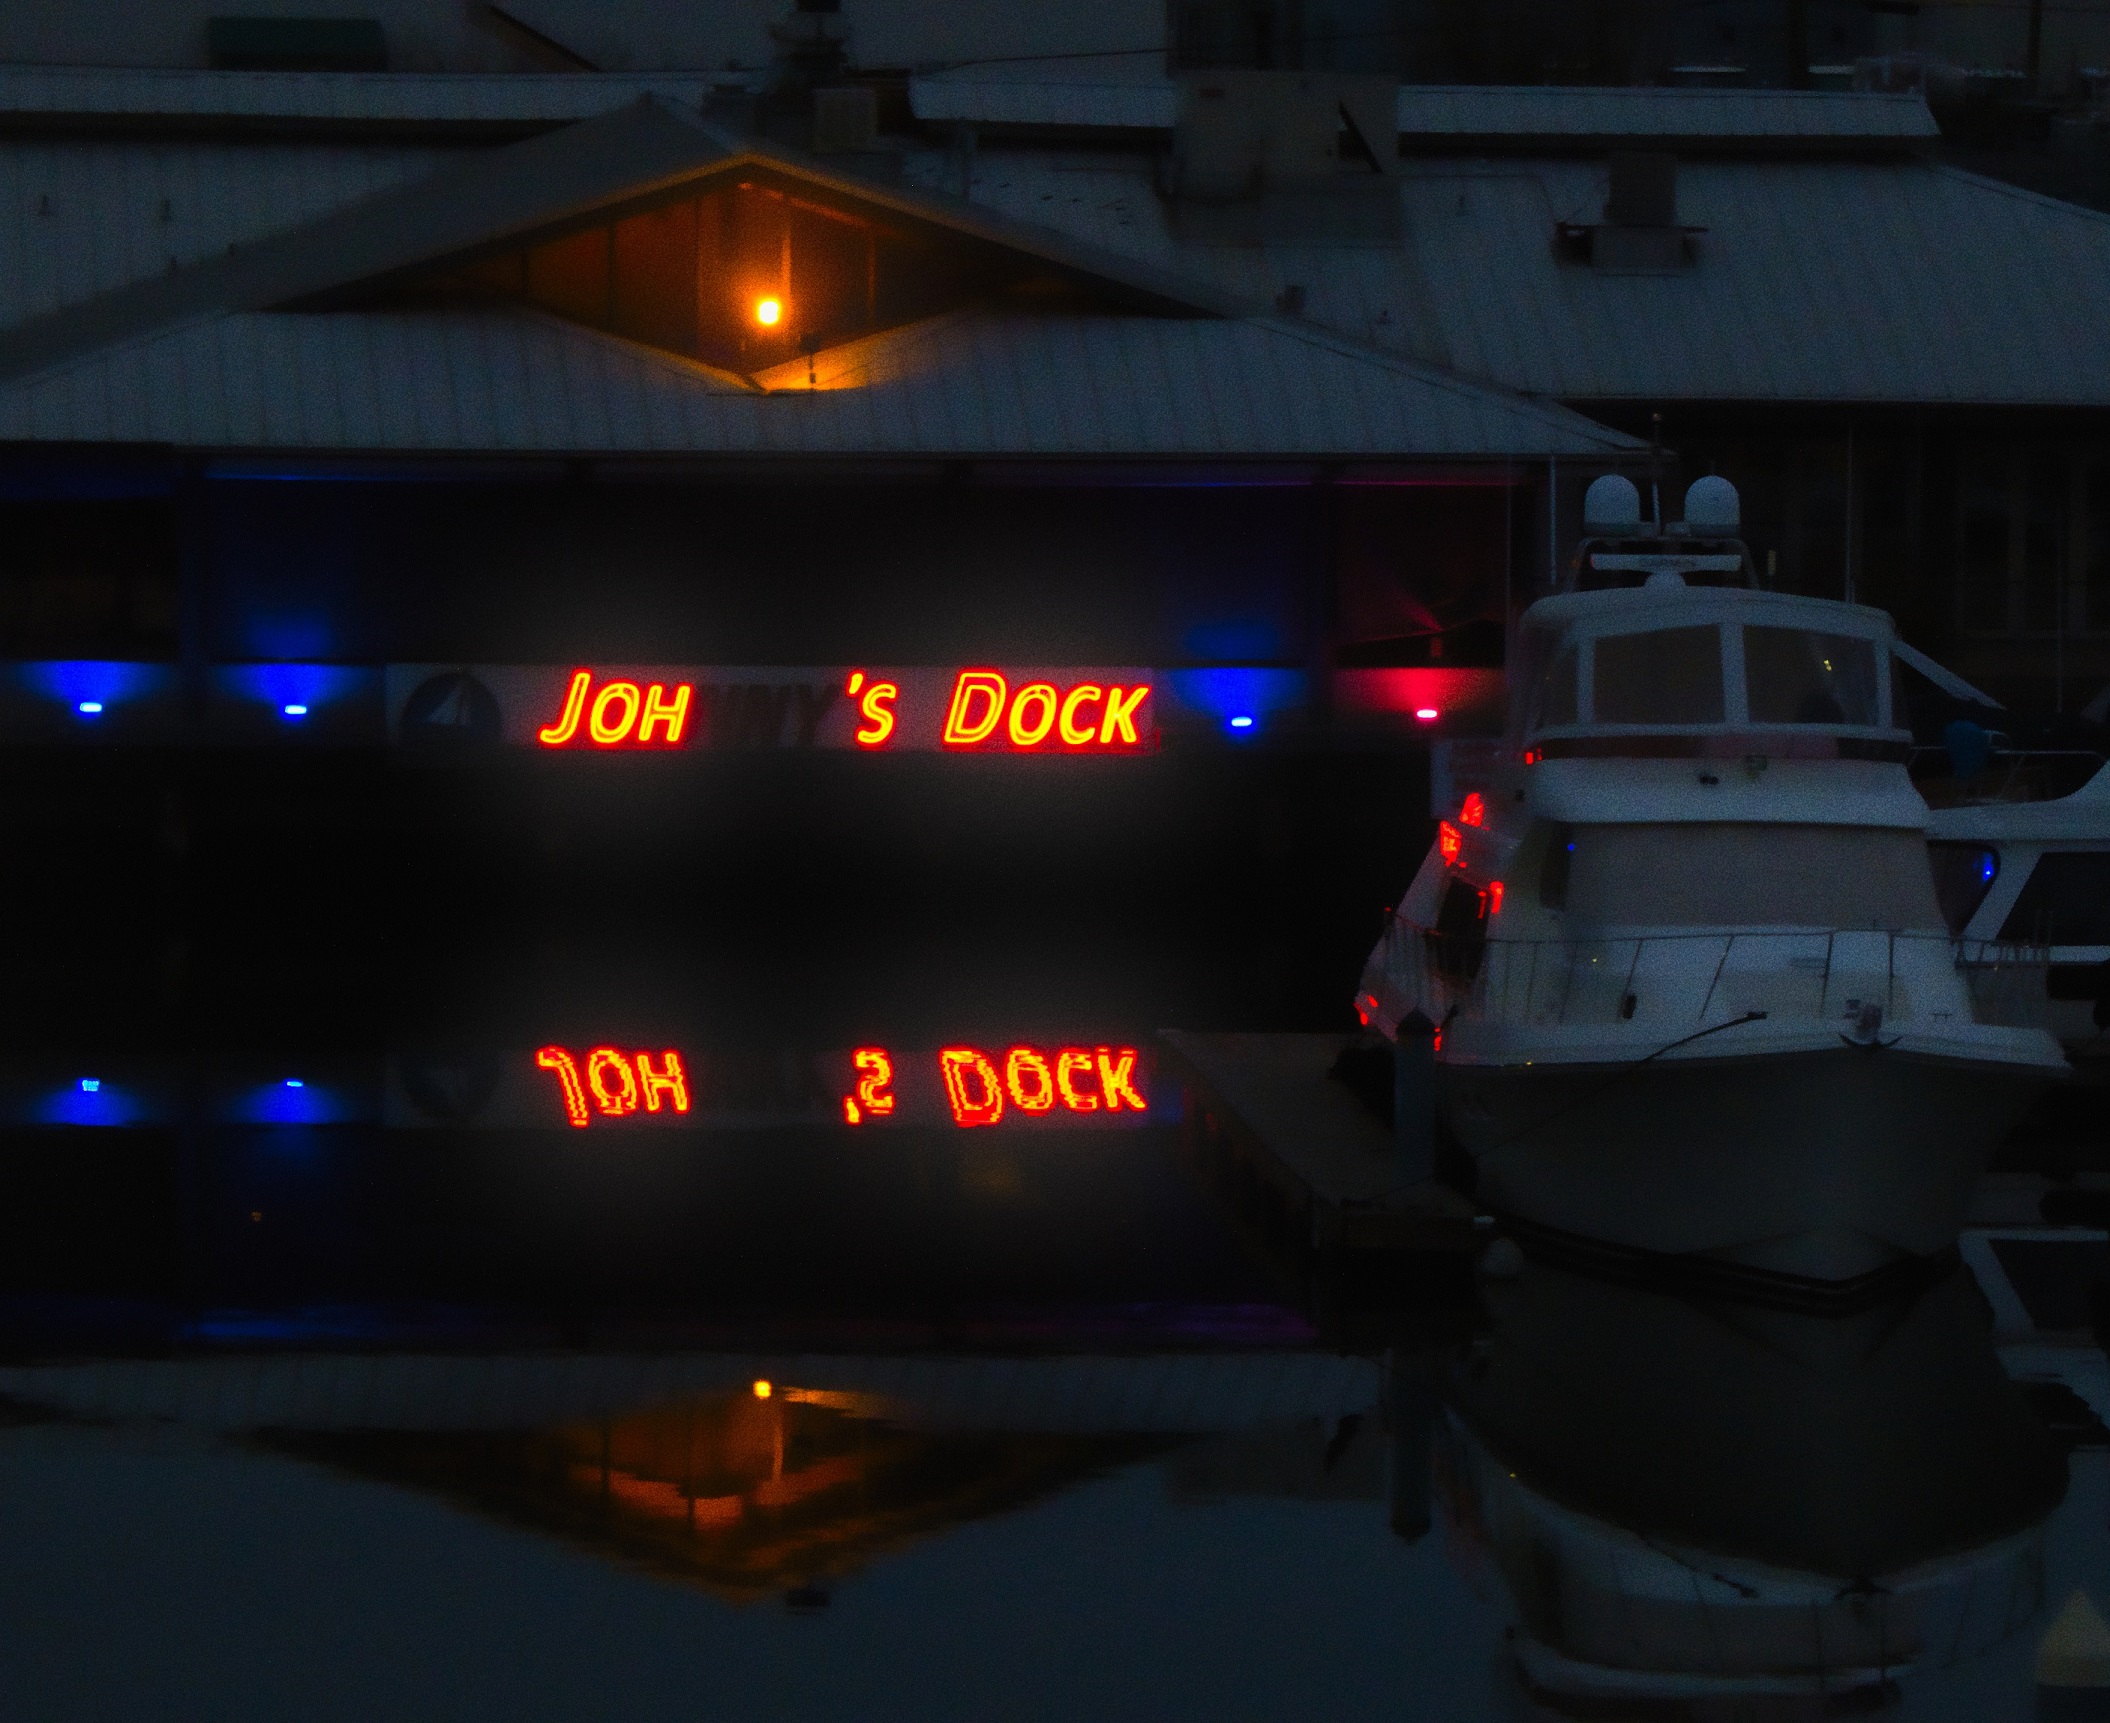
left=854, top=679, right=898, bottom=747
left=1096, top=1047, right=1147, bottom=1112
left=637, top=684, right=691, bottom=744
left=1438, top=821, right=1462, bottom=864
left=537, top=672, right=592, bottom=746
left=1099, top=685, right=1148, bottom=746
left=1004, top=1047, right=1057, bottom=1112
left=535, top=1046, right=590, bottom=1127
left=852, top=1048, right=895, bottom=1118
left=939, top=1048, right=1005, bottom=1126
left=1059, top=684, right=1103, bottom=746
left=1460, top=791, right=1486, bottom=828
left=635, top=1050, right=690, bottom=1113
left=1487, top=881, right=1505, bottom=917
left=586, top=1047, right=639, bottom=1116
left=1055, top=1048, right=1099, bottom=1113
left=589, top=682, right=641, bottom=746
left=1008, top=684, right=1059, bottom=748
left=942, top=672, right=1007, bottom=747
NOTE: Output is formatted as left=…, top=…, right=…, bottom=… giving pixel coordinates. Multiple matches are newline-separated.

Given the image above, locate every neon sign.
left=534, top=1046, right=692, bottom=1127
left=529, top=1042, right=1149, bottom=1130
left=390, top=665, right=1157, bottom=753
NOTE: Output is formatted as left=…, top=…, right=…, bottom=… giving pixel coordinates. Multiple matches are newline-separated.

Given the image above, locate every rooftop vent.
left=1555, top=151, right=1702, bottom=274
left=206, top=17, right=388, bottom=72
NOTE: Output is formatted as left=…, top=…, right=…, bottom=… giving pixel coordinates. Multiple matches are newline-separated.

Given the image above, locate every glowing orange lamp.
left=754, top=296, right=783, bottom=327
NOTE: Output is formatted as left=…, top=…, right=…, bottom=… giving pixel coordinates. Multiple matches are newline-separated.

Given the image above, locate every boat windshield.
left=1593, top=626, right=1725, bottom=725
left=1744, top=627, right=1881, bottom=727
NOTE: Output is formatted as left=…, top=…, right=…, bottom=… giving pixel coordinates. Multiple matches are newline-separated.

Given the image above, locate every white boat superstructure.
left=1929, top=758, right=2110, bottom=1068
left=1357, top=475, right=2069, bottom=1285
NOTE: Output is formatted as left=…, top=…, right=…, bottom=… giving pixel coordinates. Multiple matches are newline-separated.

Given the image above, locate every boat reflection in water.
left=1439, top=1261, right=2070, bottom=1717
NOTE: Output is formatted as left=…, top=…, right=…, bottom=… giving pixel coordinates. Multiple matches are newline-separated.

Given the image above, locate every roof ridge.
left=1926, top=160, right=2110, bottom=225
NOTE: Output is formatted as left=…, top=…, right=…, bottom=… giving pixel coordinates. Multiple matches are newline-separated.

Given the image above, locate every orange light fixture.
left=752, top=1379, right=773, bottom=1399
left=754, top=296, right=783, bottom=327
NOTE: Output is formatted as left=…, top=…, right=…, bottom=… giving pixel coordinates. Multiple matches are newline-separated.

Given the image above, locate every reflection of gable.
left=262, top=1391, right=1173, bottom=1604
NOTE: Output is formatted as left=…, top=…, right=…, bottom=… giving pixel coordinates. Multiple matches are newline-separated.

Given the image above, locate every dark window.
left=1743, top=627, right=1880, bottom=726
left=1997, top=854, right=2110, bottom=945
left=0, top=500, right=179, bottom=659
left=1592, top=625, right=1724, bottom=725
left=1532, top=645, right=1578, bottom=729
left=1928, top=842, right=2000, bottom=934
left=1430, top=876, right=1491, bottom=981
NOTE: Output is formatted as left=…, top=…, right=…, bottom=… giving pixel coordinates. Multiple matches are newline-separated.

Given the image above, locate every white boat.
left=1927, top=753, right=2110, bottom=1071
left=1443, top=1260, right=2066, bottom=1715
left=1355, top=474, right=2069, bottom=1286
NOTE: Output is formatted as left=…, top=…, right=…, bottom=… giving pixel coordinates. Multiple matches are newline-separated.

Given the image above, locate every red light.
left=1522, top=748, right=1542, bottom=765
left=1095, top=1047, right=1146, bottom=1112
left=1487, top=880, right=1505, bottom=916
left=1438, top=821, right=1462, bottom=864
left=1414, top=707, right=1440, bottom=723
left=1459, top=791, right=1485, bottom=828
left=635, top=1051, right=690, bottom=1113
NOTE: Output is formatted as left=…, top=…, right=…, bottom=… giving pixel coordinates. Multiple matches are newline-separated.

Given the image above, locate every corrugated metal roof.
left=0, top=139, right=445, bottom=332
left=0, top=65, right=722, bottom=125
left=1394, top=84, right=1939, bottom=141
left=910, top=66, right=1179, bottom=132
left=905, top=73, right=1936, bottom=144
left=0, top=306, right=1639, bottom=458
left=931, top=148, right=2110, bottom=405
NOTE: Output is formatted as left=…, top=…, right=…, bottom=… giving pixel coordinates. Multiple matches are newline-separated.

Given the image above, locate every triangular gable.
left=0, top=96, right=1245, bottom=387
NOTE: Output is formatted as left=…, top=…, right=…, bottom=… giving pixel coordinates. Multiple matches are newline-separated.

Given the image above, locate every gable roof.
left=0, top=95, right=1247, bottom=390
left=0, top=93, right=1641, bottom=462
left=0, top=305, right=1642, bottom=459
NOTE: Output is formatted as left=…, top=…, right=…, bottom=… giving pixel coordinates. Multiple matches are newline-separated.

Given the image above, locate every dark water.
left=0, top=757, right=2103, bottom=1721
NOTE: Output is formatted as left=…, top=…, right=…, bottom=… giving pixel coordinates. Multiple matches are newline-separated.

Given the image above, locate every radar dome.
left=1583, top=474, right=1643, bottom=533
left=1684, top=475, right=1740, bottom=532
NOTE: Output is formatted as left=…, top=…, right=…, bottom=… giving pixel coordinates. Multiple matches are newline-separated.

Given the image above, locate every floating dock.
left=1160, top=1031, right=1481, bottom=1266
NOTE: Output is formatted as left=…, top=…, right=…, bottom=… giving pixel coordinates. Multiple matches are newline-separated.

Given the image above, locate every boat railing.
left=1911, top=746, right=2106, bottom=807
left=1384, top=919, right=2049, bottom=1031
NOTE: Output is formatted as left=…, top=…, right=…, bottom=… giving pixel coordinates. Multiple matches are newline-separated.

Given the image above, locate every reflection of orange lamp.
left=755, top=296, right=783, bottom=327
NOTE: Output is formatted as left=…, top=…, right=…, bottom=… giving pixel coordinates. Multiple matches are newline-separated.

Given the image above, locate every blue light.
left=1228, top=715, right=1255, bottom=730
left=24, top=661, right=168, bottom=713
left=77, top=701, right=103, bottom=715
left=283, top=1078, right=304, bottom=1089
left=282, top=703, right=308, bottom=718
left=1980, top=854, right=1997, bottom=883
left=78, top=1078, right=100, bottom=1093
left=214, top=663, right=372, bottom=722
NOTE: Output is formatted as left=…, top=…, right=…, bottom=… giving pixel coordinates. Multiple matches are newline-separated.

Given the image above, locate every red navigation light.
left=1459, top=791, right=1486, bottom=828
left=1438, top=821, right=1462, bottom=864
left=1487, top=880, right=1505, bottom=916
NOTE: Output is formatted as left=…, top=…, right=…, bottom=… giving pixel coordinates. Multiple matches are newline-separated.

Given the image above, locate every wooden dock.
left=1160, top=1031, right=1482, bottom=1263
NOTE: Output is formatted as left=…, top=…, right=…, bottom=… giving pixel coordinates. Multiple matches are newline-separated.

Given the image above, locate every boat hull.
left=1442, top=1042, right=2058, bottom=1282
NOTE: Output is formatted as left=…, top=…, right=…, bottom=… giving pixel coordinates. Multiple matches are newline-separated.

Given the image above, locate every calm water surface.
left=0, top=823, right=2101, bottom=1722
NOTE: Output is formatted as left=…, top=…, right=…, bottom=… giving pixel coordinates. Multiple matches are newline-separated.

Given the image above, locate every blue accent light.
left=1980, top=854, right=1997, bottom=883
left=284, top=1078, right=304, bottom=1088
left=23, top=661, right=167, bottom=715
left=1167, top=667, right=1308, bottom=734
left=216, top=663, right=371, bottom=722
left=39, top=1081, right=144, bottom=1126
